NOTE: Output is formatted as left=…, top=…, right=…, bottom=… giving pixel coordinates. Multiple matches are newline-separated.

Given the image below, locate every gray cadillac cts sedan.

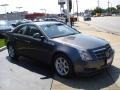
left=6, top=21, right=114, bottom=77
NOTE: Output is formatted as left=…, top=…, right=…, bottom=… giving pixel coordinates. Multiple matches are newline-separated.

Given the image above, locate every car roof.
left=33, top=21, right=61, bottom=26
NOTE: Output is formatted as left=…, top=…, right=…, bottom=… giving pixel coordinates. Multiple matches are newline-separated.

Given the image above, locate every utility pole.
left=108, top=0, right=110, bottom=15
left=67, top=0, right=71, bottom=26
left=98, top=0, right=100, bottom=8
left=76, top=0, right=79, bottom=21
left=73, top=2, right=74, bottom=15
left=110, top=2, right=112, bottom=14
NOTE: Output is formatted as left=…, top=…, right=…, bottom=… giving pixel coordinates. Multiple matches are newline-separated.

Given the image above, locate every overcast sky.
left=0, top=0, right=120, bottom=14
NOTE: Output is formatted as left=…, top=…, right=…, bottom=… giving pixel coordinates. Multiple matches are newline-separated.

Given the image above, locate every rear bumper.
left=84, top=17, right=91, bottom=21
left=74, top=54, right=114, bottom=75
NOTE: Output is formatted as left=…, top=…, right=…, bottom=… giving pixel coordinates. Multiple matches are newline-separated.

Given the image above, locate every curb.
left=0, top=46, right=6, bottom=52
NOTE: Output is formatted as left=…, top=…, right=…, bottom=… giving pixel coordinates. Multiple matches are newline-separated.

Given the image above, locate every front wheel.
left=8, top=44, right=19, bottom=60
left=54, top=54, right=73, bottom=77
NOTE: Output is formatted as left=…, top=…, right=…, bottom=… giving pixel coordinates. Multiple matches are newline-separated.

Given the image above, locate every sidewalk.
left=51, top=22, right=120, bottom=90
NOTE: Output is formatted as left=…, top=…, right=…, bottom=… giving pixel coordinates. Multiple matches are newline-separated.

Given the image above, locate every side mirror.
left=11, top=24, right=17, bottom=27
left=33, top=33, right=45, bottom=41
left=33, top=33, right=41, bottom=38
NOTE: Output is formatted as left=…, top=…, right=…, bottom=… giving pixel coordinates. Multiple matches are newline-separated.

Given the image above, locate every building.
left=0, top=11, right=45, bottom=20
left=25, top=13, right=45, bottom=20
left=0, top=11, right=27, bottom=20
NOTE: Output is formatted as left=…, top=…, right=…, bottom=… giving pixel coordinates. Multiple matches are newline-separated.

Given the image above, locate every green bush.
left=0, top=39, right=5, bottom=48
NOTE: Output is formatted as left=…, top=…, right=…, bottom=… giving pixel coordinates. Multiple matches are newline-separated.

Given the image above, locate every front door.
left=24, top=25, right=54, bottom=63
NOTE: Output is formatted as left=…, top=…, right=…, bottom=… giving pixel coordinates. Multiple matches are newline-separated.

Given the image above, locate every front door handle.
left=14, top=37, right=18, bottom=40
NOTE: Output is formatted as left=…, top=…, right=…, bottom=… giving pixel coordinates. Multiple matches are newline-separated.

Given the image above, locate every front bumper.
left=74, top=54, right=114, bottom=75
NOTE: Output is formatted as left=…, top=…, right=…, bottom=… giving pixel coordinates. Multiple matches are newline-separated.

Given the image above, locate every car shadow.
left=6, top=56, right=120, bottom=90
left=53, top=65, right=120, bottom=90
left=6, top=56, right=54, bottom=79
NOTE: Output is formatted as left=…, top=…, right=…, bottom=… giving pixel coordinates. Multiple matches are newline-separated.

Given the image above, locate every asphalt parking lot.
left=0, top=21, right=120, bottom=90
left=0, top=50, right=53, bottom=90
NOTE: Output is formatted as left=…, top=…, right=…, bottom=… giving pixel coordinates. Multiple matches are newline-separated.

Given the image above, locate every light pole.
left=0, top=4, right=9, bottom=20
left=16, top=7, right=23, bottom=12
left=16, top=7, right=23, bottom=20
left=40, top=9, right=47, bottom=16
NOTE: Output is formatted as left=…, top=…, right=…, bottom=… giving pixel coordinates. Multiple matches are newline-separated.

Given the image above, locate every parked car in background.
left=44, top=18, right=65, bottom=23
left=5, top=21, right=114, bottom=77
left=12, top=19, right=32, bottom=27
left=44, top=18, right=58, bottom=21
left=83, top=14, right=91, bottom=21
left=0, top=20, right=13, bottom=38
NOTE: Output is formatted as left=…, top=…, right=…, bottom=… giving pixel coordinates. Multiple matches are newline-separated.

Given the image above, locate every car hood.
left=52, top=34, right=108, bottom=50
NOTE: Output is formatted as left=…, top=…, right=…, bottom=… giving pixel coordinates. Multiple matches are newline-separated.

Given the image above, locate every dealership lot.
left=0, top=21, right=120, bottom=90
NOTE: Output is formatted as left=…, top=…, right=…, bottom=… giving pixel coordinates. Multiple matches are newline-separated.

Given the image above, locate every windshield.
left=40, top=24, right=79, bottom=38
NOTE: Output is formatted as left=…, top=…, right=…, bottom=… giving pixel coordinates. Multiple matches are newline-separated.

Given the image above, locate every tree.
left=108, top=7, right=117, bottom=14
left=94, top=7, right=102, bottom=13
left=116, top=5, right=120, bottom=10
left=116, top=5, right=120, bottom=14
left=91, top=10, right=96, bottom=16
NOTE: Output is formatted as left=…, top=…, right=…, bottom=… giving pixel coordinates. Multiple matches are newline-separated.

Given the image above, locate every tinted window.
left=15, top=25, right=27, bottom=34
left=25, top=25, right=42, bottom=36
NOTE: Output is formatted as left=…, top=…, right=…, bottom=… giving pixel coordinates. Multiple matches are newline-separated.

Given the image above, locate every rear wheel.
left=54, top=54, right=73, bottom=77
left=8, top=44, right=19, bottom=60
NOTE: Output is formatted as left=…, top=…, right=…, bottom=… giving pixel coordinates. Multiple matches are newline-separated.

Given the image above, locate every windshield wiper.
left=51, top=33, right=79, bottom=38
left=68, top=33, right=79, bottom=35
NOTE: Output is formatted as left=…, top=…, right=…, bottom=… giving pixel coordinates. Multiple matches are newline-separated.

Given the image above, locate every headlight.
left=78, top=50, right=92, bottom=61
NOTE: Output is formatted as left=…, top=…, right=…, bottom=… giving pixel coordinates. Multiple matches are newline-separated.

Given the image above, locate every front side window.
left=40, top=23, right=79, bottom=38
left=25, top=25, right=42, bottom=37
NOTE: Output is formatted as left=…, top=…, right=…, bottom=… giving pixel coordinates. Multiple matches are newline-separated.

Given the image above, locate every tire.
left=54, top=54, right=73, bottom=77
left=7, top=44, right=19, bottom=60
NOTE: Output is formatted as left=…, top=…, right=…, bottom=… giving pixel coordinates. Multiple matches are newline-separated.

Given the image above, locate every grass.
left=0, top=39, right=5, bottom=48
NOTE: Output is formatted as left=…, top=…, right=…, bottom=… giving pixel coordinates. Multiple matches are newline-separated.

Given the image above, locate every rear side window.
left=14, top=25, right=27, bottom=35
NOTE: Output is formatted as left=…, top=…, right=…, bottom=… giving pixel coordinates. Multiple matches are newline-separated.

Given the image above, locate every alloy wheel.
left=55, top=57, right=70, bottom=76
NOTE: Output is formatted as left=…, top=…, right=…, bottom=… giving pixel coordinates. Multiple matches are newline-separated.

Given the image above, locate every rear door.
left=13, top=25, right=31, bottom=56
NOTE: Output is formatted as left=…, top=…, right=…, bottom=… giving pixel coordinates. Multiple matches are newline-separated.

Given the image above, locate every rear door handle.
left=24, top=40, right=31, bottom=43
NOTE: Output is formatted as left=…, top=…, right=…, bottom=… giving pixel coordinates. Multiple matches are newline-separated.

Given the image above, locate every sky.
left=0, top=0, right=120, bottom=14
